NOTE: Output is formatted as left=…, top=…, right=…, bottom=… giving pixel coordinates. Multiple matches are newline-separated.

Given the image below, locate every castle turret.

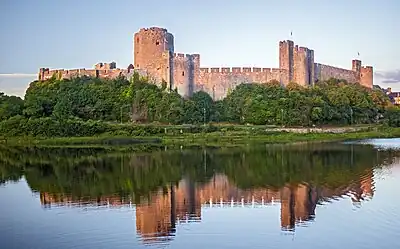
left=352, top=59, right=362, bottom=74
left=293, top=46, right=314, bottom=87
left=279, top=40, right=314, bottom=86
left=279, top=40, right=294, bottom=84
left=133, top=27, right=174, bottom=87
left=360, top=66, right=373, bottom=88
left=172, top=53, right=199, bottom=98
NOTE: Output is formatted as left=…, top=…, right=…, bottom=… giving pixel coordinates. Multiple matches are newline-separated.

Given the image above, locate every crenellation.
left=262, top=68, right=271, bottom=73
left=221, top=68, right=231, bottom=73
left=211, top=68, right=220, bottom=73
left=38, top=26, right=374, bottom=100
left=191, top=54, right=200, bottom=60
left=242, top=67, right=252, bottom=73
left=232, top=67, right=241, bottom=73
left=298, top=47, right=308, bottom=53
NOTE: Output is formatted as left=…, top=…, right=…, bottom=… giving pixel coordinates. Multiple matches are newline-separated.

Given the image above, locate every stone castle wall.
left=38, top=66, right=147, bottom=81
left=314, top=63, right=359, bottom=83
left=197, top=67, right=288, bottom=100
left=38, top=26, right=374, bottom=100
left=172, top=53, right=199, bottom=98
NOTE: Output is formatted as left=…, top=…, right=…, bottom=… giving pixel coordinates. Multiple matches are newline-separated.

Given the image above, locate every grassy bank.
left=162, top=126, right=400, bottom=146
left=2, top=125, right=400, bottom=148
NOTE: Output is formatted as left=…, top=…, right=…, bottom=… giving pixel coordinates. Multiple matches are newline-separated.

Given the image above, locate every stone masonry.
left=38, top=27, right=374, bottom=100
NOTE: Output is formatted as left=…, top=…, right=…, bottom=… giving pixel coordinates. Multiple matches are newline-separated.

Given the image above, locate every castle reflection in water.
left=39, top=169, right=374, bottom=244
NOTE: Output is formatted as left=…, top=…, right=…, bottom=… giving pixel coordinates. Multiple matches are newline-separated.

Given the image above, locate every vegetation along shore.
left=2, top=72, right=400, bottom=148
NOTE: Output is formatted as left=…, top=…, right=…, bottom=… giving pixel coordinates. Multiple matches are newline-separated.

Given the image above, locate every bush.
left=387, top=108, right=400, bottom=127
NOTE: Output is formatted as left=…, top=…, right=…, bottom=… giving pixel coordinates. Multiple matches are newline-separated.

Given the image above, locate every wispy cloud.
left=375, top=70, right=400, bottom=84
left=0, top=73, right=37, bottom=78
left=0, top=74, right=36, bottom=97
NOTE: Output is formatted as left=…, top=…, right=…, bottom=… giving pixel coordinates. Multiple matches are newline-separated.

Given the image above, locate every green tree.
left=0, top=92, right=24, bottom=121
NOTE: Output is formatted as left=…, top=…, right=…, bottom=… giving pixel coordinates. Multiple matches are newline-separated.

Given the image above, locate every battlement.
left=173, top=53, right=185, bottom=58
left=198, top=67, right=284, bottom=73
left=191, top=54, right=200, bottom=60
left=279, top=40, right=294, bottom=46
left=361, top=66, right=373, bottom=71
left=38, top=65, right=144, bottom=82
left=173, top=53, right=200, bottom=60
left=139, top=27, right=168, bottom=32
left=300, top=47, right=309, bottom=52
left=221, top=68, right=230, bottom=73
left=293, top=46, right=311, bottom=53
left=95, top=62, right=116, bottom=70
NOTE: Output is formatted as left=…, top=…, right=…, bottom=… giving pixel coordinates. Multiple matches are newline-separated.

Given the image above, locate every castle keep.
left=39, top=27, right=374, bottom=100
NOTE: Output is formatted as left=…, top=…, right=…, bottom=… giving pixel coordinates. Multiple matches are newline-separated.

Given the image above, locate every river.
left=1, top=139, right=400, bottom=249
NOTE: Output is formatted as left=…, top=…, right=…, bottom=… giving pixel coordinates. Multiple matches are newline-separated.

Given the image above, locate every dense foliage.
left=0, top=92, right=24, bottom=121
left=1, top=74, right=399, bottom=138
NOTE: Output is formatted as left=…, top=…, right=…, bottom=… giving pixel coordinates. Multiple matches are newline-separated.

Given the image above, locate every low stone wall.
left=266, top=127, right=366, bottom=134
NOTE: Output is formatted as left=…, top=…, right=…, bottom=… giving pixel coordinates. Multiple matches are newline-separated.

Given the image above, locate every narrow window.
left=156, top=41, right=160, bottom=45
left=182, top=71, right=185, bottom=76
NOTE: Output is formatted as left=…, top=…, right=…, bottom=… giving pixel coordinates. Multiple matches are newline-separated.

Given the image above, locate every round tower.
left=133, top=27, right=174, bottom=70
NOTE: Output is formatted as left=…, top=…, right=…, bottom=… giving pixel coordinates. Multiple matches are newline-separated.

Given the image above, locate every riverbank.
left=2, top=125, right=400, bottom=148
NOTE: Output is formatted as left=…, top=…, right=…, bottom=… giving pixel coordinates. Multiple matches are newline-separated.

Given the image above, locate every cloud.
left=375, top=70, right=400, bottom=84
left=382, top=79, right=400, bottom=84
left=0, top=73, right=37, bottom=78
left=0, top=73, right=37, bottom=97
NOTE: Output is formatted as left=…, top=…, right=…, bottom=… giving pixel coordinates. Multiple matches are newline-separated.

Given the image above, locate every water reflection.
left=38, top=168, right=375, bottom=243
left=0, top=142, right=397, bottom=246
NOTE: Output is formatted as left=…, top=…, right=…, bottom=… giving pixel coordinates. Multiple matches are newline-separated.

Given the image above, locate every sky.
left=0, top=0, right=399, bottom=97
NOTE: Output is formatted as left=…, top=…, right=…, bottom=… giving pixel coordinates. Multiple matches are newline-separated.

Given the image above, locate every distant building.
left=385, top=88, right=400, bottom=105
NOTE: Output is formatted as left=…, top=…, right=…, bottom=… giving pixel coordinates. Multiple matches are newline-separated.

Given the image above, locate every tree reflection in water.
left=0, top=143, right=397, bottom=244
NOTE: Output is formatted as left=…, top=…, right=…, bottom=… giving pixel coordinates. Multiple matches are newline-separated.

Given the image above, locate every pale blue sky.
left=0, top=0, right=399, bottom=97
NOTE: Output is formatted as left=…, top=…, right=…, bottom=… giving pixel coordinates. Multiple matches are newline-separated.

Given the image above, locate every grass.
left=2, top=125, right=400, bottom=149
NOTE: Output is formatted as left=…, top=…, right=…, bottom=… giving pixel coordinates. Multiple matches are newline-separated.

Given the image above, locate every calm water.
left=1, top=140, right=400, bottom=249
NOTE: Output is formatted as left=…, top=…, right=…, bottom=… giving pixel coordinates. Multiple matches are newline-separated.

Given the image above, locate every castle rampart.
left=172, top=53, right=199, bottom=98
left=38, top=27, right=374, bottom=100
left=314, top=63, right=359, bottom=83
left=38, top=63, right=144, bottom=82
left=197, top=67, right=288, bottom=100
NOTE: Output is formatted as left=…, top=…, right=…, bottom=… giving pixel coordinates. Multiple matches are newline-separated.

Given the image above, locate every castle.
left=38, top=27, right=374, bottom=100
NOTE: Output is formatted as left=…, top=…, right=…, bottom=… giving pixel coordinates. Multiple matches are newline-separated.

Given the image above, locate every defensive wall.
left=38, top=66, right=148, bottom=81
left=197, top=67, right=288, bottom=100
left=38, top=26, right=374, bottom=100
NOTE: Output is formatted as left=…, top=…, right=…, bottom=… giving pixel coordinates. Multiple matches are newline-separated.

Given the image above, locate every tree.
left=0, top=92, right=24, bottom=121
